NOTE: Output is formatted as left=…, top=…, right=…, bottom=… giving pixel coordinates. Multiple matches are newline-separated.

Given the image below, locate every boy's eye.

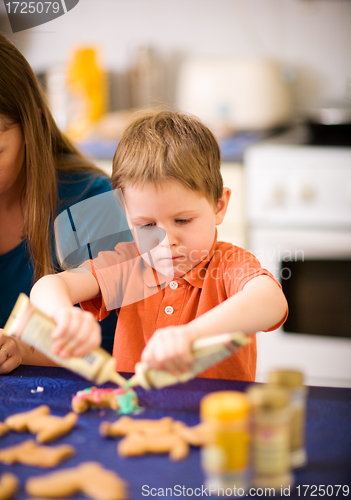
left=175, top=218, right=192, bottom=224
left=139, top=222, right=156, bottom=229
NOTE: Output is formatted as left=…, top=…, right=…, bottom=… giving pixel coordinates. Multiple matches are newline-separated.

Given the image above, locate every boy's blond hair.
left=112, top=109, right=223, bottom=206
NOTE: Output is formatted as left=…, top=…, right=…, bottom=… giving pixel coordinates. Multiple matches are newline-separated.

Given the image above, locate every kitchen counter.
left=79, top=130, right=268, bottom=164
left=1, top=366, right=350, bottom=499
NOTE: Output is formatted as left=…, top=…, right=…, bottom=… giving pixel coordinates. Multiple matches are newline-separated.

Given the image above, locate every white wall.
left=2, top=0, right=351, bottom=110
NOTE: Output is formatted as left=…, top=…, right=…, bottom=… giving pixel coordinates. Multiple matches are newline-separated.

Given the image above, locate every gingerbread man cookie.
left=26, top=461, right=128, bottom=500
left=0, top=422, right=9, bottom=438
left=4, top=405, right=78, bottom=443
left=71, top=387, right=139, bottom=414
left=172, top=421, right=209, bottom=447
left=0, top=439, right=75, bottom=467
left=100, top=416, right=173, bottom=437
left=0, top=473, right=18, bottom=500
left=118, top=432, right=189, bottom=461
left=100, top=416, right=209, bottom=460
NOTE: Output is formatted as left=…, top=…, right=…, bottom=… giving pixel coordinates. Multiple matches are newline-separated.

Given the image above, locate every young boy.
left=30, top=110, right=288, bottom=381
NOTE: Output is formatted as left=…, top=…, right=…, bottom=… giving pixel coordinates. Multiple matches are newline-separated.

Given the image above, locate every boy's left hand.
left=141, top=325, right=196, bottom=376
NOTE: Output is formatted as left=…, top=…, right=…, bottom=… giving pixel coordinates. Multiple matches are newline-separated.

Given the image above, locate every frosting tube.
left=4, top=294, right=126, bottom=387
left=127, top=332, right=251, bottom=390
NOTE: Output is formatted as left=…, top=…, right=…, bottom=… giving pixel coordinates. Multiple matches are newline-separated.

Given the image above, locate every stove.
left=244, top=125, right=351, bottom=387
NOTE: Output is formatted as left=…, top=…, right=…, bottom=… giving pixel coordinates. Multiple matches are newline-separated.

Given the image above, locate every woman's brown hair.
left=0, top=32, right=103, bottom=281
left=112, top=109, right=223, bottom=207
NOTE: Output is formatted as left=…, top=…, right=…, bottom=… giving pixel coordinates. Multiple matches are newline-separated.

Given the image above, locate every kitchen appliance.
left=245, top=128, right=351, bottom=387
left=176, top=58, right=293, bottom=135
left=304, top=101, right=351, bottom=147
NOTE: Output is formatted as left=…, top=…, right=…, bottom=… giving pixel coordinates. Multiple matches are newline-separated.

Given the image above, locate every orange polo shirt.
left=80, top=236, right=287, bottom=381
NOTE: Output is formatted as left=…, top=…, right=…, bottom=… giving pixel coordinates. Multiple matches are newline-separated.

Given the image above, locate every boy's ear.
left=216, top=188, right=232, bottom=226
left=215, top=187, right=231, bottom=225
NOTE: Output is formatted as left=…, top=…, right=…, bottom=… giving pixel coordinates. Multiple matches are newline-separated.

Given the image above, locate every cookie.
left=0, top=473, right=18, bottom=500
left=100, top=416, right=209, bottom=460
left=0, top=422, right=9, bottom=438
left=173, top=421, right=209, bottom=447
left=71, top=387, right=139, bottom=414
left=100, top=416, right=173, bottom=438
left=25, top=461, right=128, bottom=500
left=0, top=439, right=75, bottom=467
left=4, top=405, right=78, bottom=443
left=4, top=405, right=50, bottom=432
left=118, top=431, right=189, bottom=461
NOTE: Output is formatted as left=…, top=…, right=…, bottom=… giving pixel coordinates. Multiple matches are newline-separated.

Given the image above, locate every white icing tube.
left=4, top=293, right=126, bottom=386
left=127, top=332, right=251, bottom=390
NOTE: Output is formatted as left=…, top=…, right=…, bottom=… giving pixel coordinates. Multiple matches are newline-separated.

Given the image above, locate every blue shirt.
left=0, top=170, right=130, bottom=353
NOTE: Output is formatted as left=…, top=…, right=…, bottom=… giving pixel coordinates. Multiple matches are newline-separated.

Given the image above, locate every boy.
left=30, top=110, right=288, bottom=381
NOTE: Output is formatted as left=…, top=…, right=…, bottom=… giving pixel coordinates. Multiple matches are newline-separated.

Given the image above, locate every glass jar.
left=246, top=384, right=293, bottom=490
left=268, top=369, right=307, bottom=468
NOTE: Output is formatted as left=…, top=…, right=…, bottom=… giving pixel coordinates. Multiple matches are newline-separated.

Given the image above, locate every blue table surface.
left=0, top=366, right=350, bottom=499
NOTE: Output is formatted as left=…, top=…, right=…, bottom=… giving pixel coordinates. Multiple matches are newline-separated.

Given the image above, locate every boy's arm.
left=0, top=270, right=101, bottom=373
left=141, top=275, right=288, bottom=374
left=185, top=275, right=287, bottom=339
left=29, top=269, right=102, bottom=358
left=30, top=269, right=100, bottom=315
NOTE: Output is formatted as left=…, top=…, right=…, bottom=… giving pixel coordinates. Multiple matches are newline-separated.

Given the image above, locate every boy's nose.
left=160, top=230, right=178, bottom=248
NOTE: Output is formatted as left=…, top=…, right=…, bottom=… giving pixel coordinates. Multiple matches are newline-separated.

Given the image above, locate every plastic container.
left=66, top=47, right=108, bottom=140
left=4, top=293, right=125, bottom=386
left=246, top=384, right=293, bottom=490
left=268, top=369, right=308, bottom=468
left=200, top=391, right=251, bottom=495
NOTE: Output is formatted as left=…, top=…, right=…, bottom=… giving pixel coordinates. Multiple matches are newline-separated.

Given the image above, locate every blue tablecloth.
left=1, top=366, right=350, bottom=499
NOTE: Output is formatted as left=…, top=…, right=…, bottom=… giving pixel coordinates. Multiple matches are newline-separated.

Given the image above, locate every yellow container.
left=66, top=47, right=108, bottom=140
left=200, top=391, right=251, bottom=494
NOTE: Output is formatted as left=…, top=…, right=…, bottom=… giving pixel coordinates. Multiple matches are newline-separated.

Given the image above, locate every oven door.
left=250, top=227, right=351, bottom=387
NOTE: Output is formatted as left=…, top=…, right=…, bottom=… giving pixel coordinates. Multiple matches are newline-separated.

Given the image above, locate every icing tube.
left=4, top=294, right=126, bottom=387
left=127, top=332, right=251, bottom=390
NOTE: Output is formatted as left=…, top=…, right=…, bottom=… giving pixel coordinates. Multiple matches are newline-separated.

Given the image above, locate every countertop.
left=79, top=130, right=269, bottom=164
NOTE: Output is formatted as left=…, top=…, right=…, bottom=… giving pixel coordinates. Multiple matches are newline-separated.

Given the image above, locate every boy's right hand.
left=51, top=307, right=101, bottom=359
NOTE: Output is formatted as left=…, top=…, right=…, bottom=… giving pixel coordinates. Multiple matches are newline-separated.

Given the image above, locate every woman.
left=0, top=32, right=125, bottom=373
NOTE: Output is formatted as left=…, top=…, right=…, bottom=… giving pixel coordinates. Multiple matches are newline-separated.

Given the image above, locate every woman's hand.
left=0, top=330, right=22, bottom=374
left=51, top=307, right=101, bottom=359
left=141, top=324, right=197, bottom=376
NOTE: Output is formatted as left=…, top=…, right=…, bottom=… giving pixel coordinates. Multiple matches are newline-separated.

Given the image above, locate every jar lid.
left=246, top=384, right=289, bottom=410
left=200, top=391, right=249, bottom=421
left=268, top=369, right=304, bottom=388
